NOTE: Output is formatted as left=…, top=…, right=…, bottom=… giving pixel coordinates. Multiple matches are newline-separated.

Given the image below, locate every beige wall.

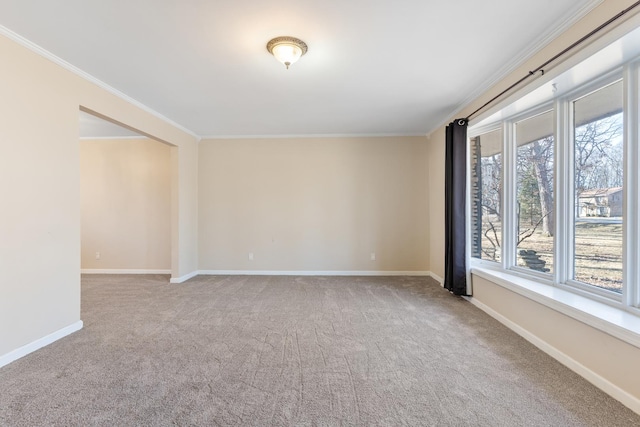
left=0, top=33, right=198, bottom=361
left=172, top=141, right=199, bottom=279
left=199, top=137, right=429, bottom=272
left=80, top=138, right=171, bottom=270
left=426, top=128, right=446, bottom=281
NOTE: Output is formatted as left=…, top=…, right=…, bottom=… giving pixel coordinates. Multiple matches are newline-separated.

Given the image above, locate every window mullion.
left=554, top=98, right=571, bottom=286
left=624, top=62, right=639, bottom=308
left=502, top=121, right=517, bottom=270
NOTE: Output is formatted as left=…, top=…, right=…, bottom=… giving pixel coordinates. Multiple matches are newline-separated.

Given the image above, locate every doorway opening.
left=79, top=109, right=173, bottom=277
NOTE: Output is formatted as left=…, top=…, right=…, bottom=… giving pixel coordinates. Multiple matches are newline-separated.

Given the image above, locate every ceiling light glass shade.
left=272, top=44, right=302, bottom=67
left=267, top=36, right=308, bottom=69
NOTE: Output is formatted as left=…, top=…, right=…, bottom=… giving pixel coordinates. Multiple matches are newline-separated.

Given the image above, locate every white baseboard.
left=81, top=269, right=171, bottom=274
left=0, top=321, right=83, bottom=369
left=467, top=297, right=640, bottom=416
left=170, top=270, right=199, bottom=284
left=197, top=270, right=430, bottom=277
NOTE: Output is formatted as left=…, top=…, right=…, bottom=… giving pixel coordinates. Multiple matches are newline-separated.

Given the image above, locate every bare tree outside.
left=510, top=110, right=623, bottom=285
left=516, top=135, right=554, bottom=272
left=574, top=115, right=623, bottom=195
left=514, top=110, right=555, bottom=273
left=472, top=101, right=623, bottom=292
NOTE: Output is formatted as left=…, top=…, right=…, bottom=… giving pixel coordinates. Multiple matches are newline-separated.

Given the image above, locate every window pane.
left=471, top=129, right=502, bottom=262
left=515, top=111, right=554, bottom=274
left=573, top=80, right=623, bottom=293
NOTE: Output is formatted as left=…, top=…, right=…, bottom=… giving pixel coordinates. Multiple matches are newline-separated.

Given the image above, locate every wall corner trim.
left=428, top=272, right=444, bottom=286
left=170, top=270, right=199, bottom=284
left=0, top=321, right=83, bottom=369
left=467, top=297, right=640, bottom=416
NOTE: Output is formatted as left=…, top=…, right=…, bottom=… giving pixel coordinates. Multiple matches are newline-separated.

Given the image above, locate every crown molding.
left=200, top=132, right=426, bottom=140
left=0, top=25, right=200, bottom=140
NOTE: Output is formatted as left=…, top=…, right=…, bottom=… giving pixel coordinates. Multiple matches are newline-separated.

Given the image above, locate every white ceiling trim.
left=201, top=132, right=426, bottom=140
left=0, top=24, right=200, bottom=140
left=427, top=0, right=604, bottom=136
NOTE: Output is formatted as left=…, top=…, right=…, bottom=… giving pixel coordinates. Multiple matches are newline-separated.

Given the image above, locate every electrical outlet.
left=370, top=252, right=376, bottom=261
left=248, top=252, right=254, bottom=261
left=95, top=252, right=101, bottom=260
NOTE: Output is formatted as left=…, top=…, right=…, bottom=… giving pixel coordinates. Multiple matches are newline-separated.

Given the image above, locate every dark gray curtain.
left=444, top=119, right=469, bottom=295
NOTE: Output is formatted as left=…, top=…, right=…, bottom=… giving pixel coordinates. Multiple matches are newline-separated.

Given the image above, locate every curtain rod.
left=465, top=0, right=640, bottom=122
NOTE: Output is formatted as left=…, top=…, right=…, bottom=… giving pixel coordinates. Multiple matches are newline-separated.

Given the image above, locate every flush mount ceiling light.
left=266, top=36, right=308, bottom=69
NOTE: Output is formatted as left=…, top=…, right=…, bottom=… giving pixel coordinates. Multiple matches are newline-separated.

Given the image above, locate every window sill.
left=470, top=267, right=640, bottom=350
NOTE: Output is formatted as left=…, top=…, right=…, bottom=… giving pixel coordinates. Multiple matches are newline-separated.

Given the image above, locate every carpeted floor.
left=0, top=274, right=639, bottom=426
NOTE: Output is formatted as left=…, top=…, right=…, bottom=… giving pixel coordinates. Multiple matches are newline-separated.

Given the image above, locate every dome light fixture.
left=267, top=36, right=308, bottom=69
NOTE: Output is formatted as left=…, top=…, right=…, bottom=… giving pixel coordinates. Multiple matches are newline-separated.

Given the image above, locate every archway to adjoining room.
left=79, top=108, right=175, bottom=281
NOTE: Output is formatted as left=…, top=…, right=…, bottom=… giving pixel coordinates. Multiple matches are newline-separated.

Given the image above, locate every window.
left=515, top=110, right=554, bottom=274
left=468, top=27, right=640, bottom=311
left=572, top=81, right=623, bottom=293
left=470, top=128, right=502, bottom=262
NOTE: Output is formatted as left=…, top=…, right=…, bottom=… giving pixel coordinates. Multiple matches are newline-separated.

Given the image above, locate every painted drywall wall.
left=171, top=141, right=199, bottom=281
left=427, top=128, right=445, bottom=282
left=0, top=33, right=198, bottom=362
left=198, top=137, right=429, bottom=272
left=472, top=275, right=640, bottom=413
left=80, top=138, right=171, bottom=271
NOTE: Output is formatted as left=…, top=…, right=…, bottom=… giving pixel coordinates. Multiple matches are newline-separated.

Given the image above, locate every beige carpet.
left=0, top=274, right=638, bottom=426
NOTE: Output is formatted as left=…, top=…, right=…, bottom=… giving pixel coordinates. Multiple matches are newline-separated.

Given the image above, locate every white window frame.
left=468, top=60, right=640, bottom=316
left=559, top=71, right=625, bottom=304
left=467, top=122, right=504, bottom=269
left=507, top=104, right=555, bottom=281
left=628, top=59, right=640, bottom=310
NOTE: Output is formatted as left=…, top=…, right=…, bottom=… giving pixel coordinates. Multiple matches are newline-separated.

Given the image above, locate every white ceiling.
left=0, top=0, right=600, bottom=138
